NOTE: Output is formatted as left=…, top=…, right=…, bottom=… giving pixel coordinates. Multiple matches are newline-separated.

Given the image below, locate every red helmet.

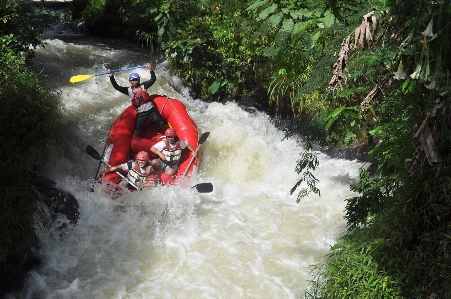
left=165, top=128, right=176, bottom=137
left=136, top=151, right=149, bottom=161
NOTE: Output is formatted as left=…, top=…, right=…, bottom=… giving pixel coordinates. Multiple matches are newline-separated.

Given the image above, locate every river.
left=8, top=29, right=364, bottom=298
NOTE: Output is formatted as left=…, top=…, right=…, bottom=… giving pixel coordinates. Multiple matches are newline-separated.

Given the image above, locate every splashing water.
left=8, top=36, right=364, bottom=299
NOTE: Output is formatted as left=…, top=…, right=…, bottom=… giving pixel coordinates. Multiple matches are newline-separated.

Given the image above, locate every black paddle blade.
left=86, top=145, right=102, bottom=160
left=198, top=132, right=210, bottom=145
left=192, top=183, right=213, bottom=193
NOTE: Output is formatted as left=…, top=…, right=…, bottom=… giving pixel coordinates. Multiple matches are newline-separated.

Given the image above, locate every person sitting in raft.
left=109, top=62, right=165, bottom=137
left=150, top=128, right=197, bottom=177
left=99, top=151, right=159, bottom=189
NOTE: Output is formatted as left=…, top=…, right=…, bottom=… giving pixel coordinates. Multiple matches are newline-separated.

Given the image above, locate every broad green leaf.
left=209, top=81, right=221, bottom=94
left=262, top=46, right=280, bottom=57
left=310, top=31, right=322, bottom=47
left=259, top=22, right=272, bottom=35
left=325, top=107, right=346, bottom=130
left=269, top=12, right=283, bottom=27
left=299, top=9, right=313, bottom=18
left=282, top=19, right=294, bottom=32
left=368, top=126, right=383, bottom=136
left=158, top=27, right=165, bottom=37
left=257, top=3, right=278, bottom=20
left=327, top=107, right=346, bottom=119
left=321, top=11, right=336, bottom=28
left=246, top=0, right=268, bottom=11
left=326, top=117, right=338, bottom=130
left=290, top=10, right=303, bottom=19
left=292, top=21, right=312, bottom=35
left=274, top=30, right=290, bottom=45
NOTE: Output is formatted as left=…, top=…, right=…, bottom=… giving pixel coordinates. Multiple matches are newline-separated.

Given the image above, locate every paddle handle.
left=95, top=65, right=147, bottom=77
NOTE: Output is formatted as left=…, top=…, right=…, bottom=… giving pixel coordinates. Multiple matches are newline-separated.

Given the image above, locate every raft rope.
left=159, top=96, right=199, bottom=135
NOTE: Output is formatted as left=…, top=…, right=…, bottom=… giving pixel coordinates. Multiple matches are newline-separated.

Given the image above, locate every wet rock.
left=30, top=172, right=80, bottom=226
left=0, top=173, right=79, bottom=296
left=0, top=246, right=40, bottom=296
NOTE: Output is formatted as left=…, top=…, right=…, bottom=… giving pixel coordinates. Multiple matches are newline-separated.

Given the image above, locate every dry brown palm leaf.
left=354, top=12, right=374, bottom=49
left=329, top=11, right=384, bottom=91
left=406, top=95, right=451, bottom=175
left=360, top=74, right=392, bottom=117
left=329, top=36, right=351, bottom=91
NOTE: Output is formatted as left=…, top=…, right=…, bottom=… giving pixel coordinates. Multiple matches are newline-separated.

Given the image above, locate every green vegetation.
left=2, top=0, right=450, bottom=297
left=76, top=0, right=451, bottom=296
left=0, top=0, right=63, bottom=263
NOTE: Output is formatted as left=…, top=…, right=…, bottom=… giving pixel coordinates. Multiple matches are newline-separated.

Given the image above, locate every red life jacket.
left=162, top=140, right=182, bottom=166
left=128, top=86, right=152, bottom=108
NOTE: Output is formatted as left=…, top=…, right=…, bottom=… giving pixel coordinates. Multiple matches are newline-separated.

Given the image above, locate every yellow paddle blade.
left=70, top=74, right=95, bottom=83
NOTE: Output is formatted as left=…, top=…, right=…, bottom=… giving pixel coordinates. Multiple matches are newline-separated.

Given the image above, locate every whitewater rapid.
left=7, top=35, right=364, bottom=298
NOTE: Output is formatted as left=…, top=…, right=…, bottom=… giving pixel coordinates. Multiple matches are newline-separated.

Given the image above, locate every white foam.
left=10, top=38, right=364, bottom=298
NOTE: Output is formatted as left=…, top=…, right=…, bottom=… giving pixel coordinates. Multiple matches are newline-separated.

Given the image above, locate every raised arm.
left=142, top=63, right=156, bottom=89
left=108, top=70, right=129, bottom=95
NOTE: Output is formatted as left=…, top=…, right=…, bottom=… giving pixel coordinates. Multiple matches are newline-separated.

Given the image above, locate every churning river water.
left=7, top=29, right=365, bottom=298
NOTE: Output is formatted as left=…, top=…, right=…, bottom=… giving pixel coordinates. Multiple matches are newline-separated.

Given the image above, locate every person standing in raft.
left=150, top=128, right=197, bottom=177
left=109, top=62, right=165, bottom=137
left=99, top=151, right=159, bottom=189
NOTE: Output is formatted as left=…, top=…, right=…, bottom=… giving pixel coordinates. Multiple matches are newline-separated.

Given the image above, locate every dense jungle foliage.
left=75, top=0, right=451, bottom=297
left=0, top=1, right=63, bottom=264
left=74, top=0, right=451, bottom=298
left=1, top=0, right=450, bottom=297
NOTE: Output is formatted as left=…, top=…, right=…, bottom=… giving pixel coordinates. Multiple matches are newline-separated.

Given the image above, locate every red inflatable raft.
left=94, top=95, right=203, bottom=188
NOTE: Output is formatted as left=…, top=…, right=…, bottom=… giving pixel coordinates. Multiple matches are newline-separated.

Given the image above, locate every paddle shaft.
left=182, top=132, right=210, bottom=177
left=70, top=65, right=147, bottom=83
left=100, top=160, right=139, bottom=190
left=95, top=65, right=147, bottom=77
left=86, top=145, right=138, bottom=189
left=182, top=145, right=201, bottom=177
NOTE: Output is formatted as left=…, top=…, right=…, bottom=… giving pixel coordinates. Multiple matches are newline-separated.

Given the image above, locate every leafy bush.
left=306, top=234, right=405, bottom=299
left=310, top=241, right=449, bottom=299
left=344, top=168, right=387, bottom=230
left=303, top=0, right=451, bottom=296
left=310, top=165, right=451, bottom=298
left=141, top=0, right=271, bottom=100
left=0, top=29, right=60, bottom=263
left=0, top=0, right=69, bottom=57
left=81, top=0, right=128, bottom=36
